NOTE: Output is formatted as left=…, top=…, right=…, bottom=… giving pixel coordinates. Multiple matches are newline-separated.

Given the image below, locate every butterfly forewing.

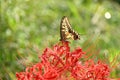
left=60, top=16, right=80, bottom=41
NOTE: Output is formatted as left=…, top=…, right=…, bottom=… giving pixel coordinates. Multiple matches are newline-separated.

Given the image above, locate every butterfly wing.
left=60, top=16, right=80, bottom=41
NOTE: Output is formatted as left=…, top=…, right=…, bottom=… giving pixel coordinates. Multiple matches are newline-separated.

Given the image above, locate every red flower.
left=71, top=60, right=110, bottom=80
left=16, top=41, right=111, bottom=80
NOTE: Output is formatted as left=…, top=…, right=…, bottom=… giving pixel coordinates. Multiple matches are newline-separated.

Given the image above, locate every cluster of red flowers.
left=16, top=41, right=111, bottom=80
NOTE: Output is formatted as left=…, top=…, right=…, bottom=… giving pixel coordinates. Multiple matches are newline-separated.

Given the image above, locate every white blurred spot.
left=6, top=29, right=12, bottom=36
left=105, top=12, right=111, bottom=19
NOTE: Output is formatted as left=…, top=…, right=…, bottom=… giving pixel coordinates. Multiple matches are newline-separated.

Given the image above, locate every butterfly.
left=60, top=16, right=80, bottom=41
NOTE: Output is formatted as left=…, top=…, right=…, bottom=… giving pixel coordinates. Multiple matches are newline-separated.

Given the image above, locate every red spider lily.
left=16, top=41, right=111, bottom=80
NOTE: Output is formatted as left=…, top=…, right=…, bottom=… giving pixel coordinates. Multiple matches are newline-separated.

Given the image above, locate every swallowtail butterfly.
left=60, top=16, right=80, bottom=41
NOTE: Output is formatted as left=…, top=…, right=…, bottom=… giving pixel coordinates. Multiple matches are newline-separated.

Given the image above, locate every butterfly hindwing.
left=60, top=16, right=80, bottom=41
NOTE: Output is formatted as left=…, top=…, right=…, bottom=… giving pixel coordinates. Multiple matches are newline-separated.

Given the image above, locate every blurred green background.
left=0, top=0, right=120, bottom=80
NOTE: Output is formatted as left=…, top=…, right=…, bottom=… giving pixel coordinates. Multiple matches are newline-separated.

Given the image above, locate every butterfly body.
left=60, top=16, right=80, bottom=41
